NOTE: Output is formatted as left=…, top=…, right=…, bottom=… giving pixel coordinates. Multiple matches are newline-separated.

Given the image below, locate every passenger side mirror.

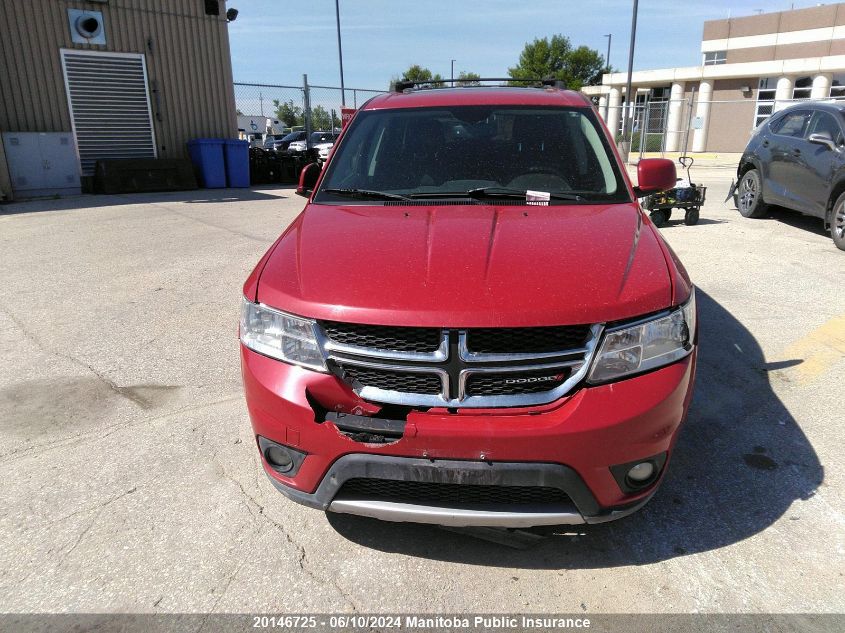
left=808, top=132, right=837, bottom=152
left=633, top=158, right=677, bottom=198
left=296, top=162, right=321, bottom=197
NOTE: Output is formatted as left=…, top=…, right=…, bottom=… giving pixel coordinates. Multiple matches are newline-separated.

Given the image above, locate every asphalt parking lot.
left=0, top=167, right=843, bottom=614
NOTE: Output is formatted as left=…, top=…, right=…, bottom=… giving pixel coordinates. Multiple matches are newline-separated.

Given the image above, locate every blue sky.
left=228, top=0, right=827, bottom=90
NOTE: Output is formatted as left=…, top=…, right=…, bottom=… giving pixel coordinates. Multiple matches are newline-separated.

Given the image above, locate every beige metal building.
left=0, top=0, right=237, bottom=200
left=584, top=2, right=845, bottom=153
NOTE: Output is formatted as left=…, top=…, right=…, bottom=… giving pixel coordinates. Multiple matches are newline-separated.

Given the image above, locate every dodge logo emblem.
left=503, top=374, right=564, bottom=385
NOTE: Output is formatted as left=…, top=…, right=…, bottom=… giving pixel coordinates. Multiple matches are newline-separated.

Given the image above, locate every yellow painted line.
left=782, top=314, right=845, bottom=385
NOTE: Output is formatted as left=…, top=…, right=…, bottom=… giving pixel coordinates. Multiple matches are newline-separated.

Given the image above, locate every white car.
left=315, top=141, right=334, bottom=163
left=289, top=131, right=339, bottom=156
left=287, top=139, right=308, bottom=154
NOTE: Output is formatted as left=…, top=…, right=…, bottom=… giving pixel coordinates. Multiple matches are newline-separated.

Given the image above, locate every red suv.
left=240, top=81, right=697, bottom=528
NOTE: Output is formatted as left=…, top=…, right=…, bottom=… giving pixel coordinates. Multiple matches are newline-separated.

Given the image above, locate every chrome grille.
left=336, top=363, right=443, bottom=395
left=320, top=321, right=441, bottom=353
left=318, top=323, right=602, bottom=408
left=464, top=368, right=573, bottom=396
left=466, top=326, right=592, bottom=354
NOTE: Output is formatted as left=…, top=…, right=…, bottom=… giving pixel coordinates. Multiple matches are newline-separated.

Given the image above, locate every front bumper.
left=242, top=345, right=696, bottom=526
left=263, top=453, right=657, bottom=527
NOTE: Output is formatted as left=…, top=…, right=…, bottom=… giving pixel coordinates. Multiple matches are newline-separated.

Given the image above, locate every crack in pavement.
left=0, top=304, right=150, bottom=409
left=141, top=199, right=271, bottom=243
left=203, top=561, right=246, bottom=624
left=222, top=470, right=361, bottom=613
left=55, top=486, right=137, bottom=569
left=0, top=395, right=242, bottom=465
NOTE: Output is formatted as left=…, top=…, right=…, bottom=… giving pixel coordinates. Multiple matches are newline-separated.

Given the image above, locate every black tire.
left=832, top=192, right=845, bottom=251
left=685, top=207, right=700, bottom=225
left=737, top=169, right=768, bottom=218
left=650, top=209, right=669, bottom=227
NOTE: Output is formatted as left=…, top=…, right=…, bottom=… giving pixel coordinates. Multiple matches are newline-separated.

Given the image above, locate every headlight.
left=240, top=298, right=327, bottom=372
left=588, top=289, right=696, bottom=383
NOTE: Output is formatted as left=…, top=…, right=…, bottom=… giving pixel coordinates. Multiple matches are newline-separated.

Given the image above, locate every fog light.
left=257, top=436, right=307, bottom=477
left=627, top=462, right=655, bottom=482
left=264, top=445, right=294, bottom=472
left=610, top=453, right=667, bottom=493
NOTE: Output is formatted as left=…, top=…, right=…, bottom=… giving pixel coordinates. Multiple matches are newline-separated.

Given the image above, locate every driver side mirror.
left=296, top=163, right=321, bottom=197
left=633, top=158, right=677, bottom=198
left=808, top=132, right=837, bottom=152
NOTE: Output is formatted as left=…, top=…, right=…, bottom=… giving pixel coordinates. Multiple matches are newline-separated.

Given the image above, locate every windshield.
left=281, top=131, right=304, bottom=142
left=315, top=106, right=629, bottom=204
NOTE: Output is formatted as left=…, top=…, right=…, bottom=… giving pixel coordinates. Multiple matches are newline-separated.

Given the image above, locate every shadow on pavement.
left=0, top=186, right=295, bottom=216
left=764, top=207, right=829, bottom=238
left=327, top=290, right=822, bottom=567
left=658, top=217, right=726, bottom=228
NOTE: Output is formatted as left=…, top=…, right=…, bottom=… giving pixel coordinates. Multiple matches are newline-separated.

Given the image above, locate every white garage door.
left=60, top=50, right=157, bottom=175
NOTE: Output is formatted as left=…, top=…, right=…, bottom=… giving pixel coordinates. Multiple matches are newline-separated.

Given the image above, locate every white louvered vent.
left=61, top=50, right=157, bottom=175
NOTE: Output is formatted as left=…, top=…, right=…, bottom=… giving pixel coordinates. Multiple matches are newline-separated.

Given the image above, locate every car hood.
left=256, top=202, right=672, bottom=327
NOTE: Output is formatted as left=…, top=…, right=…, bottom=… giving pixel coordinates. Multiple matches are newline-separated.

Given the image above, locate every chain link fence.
left=233, top=80, right=386, bottom=144
left=601, top=95, right=845, bottom=161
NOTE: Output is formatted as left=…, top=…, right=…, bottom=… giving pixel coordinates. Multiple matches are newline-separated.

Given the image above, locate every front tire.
left=737, top=169, right=769, bottom=218
left=832, top=192, right=845, bottom=251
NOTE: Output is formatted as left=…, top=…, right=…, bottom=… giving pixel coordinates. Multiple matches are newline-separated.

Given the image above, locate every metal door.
left=2, top=132, right=81, bottom=198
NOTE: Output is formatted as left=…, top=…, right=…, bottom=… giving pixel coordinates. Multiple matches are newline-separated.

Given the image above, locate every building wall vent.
left=60, top=50, right=157, bottom=175
left=68, top=9, right=106, bottom=45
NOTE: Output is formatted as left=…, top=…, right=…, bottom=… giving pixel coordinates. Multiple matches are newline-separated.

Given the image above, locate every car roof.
left=777, top=100, right=845, bottom=115
left=361, top=86, right=592, bottom=111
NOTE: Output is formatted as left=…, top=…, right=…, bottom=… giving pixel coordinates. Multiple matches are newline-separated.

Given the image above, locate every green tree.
left=390, top=65, right=445, bottom=89
left=273, top=99, right=304, bottom=127
left=308, top=106, right=343, bottom=131
left=508, top=35, right=605, bottom=90
left=456, top=71, right=481, bottom=86
left=311, top=105, right=332, bottom=131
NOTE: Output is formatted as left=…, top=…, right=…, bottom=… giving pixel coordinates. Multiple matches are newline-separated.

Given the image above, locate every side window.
left=770, top=110, right=811, bottom=138
left=807, top=111, right=844, bottom=146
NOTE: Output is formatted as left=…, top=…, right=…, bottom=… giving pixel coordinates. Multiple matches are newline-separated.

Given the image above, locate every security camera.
left=226, top=8, right=238, bottom=22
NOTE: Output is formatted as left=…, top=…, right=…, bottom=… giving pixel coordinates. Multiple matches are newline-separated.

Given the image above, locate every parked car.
left=274, top=130, right=306, bottom=153
left=315, top=140, right=335, bottom=163
left=263, top=133, right=292, bottom=151
left=240, top=81, right=696, bottom=528
left=288, top=131, right=339, bottom=155
left=732, top=101, right=845, bottom=250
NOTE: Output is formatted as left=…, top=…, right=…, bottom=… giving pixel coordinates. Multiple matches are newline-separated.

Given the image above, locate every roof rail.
left=392, top=77, right=567, bottom=93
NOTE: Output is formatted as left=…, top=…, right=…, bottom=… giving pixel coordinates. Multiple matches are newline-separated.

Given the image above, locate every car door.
left=764, top=109, right=813, bottom=210
left=801, top=110, right=845, bottom=218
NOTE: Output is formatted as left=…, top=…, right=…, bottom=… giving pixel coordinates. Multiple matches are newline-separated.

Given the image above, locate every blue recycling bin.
left=222, top=139, right=250, bottom=188
left=187, top=139, right=226, bottom=188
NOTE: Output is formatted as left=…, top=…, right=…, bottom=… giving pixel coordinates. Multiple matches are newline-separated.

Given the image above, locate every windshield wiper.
left=465, top=187, right=584, bottom=201
left=406, top=188, right=584, bottom=201
left=322, top=188, right=411, bottom=201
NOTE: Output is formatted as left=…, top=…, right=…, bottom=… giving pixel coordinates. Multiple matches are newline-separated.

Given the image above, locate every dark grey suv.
left=733, top=101, right=845, bottom=251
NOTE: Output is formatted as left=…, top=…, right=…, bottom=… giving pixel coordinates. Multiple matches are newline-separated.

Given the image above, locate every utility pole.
left=451, top=59, right=456, bottom=86
left=335, top=0, right=346, bottom=106
left=603, top=34, right=612, bottom=73
left=620, top=0, right=639, bottom=163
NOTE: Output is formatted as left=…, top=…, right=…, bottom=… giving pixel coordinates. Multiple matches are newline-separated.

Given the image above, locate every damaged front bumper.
left=262, top=453, right=657, bottom=527
left=241, top=344, right=696, bottom=527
